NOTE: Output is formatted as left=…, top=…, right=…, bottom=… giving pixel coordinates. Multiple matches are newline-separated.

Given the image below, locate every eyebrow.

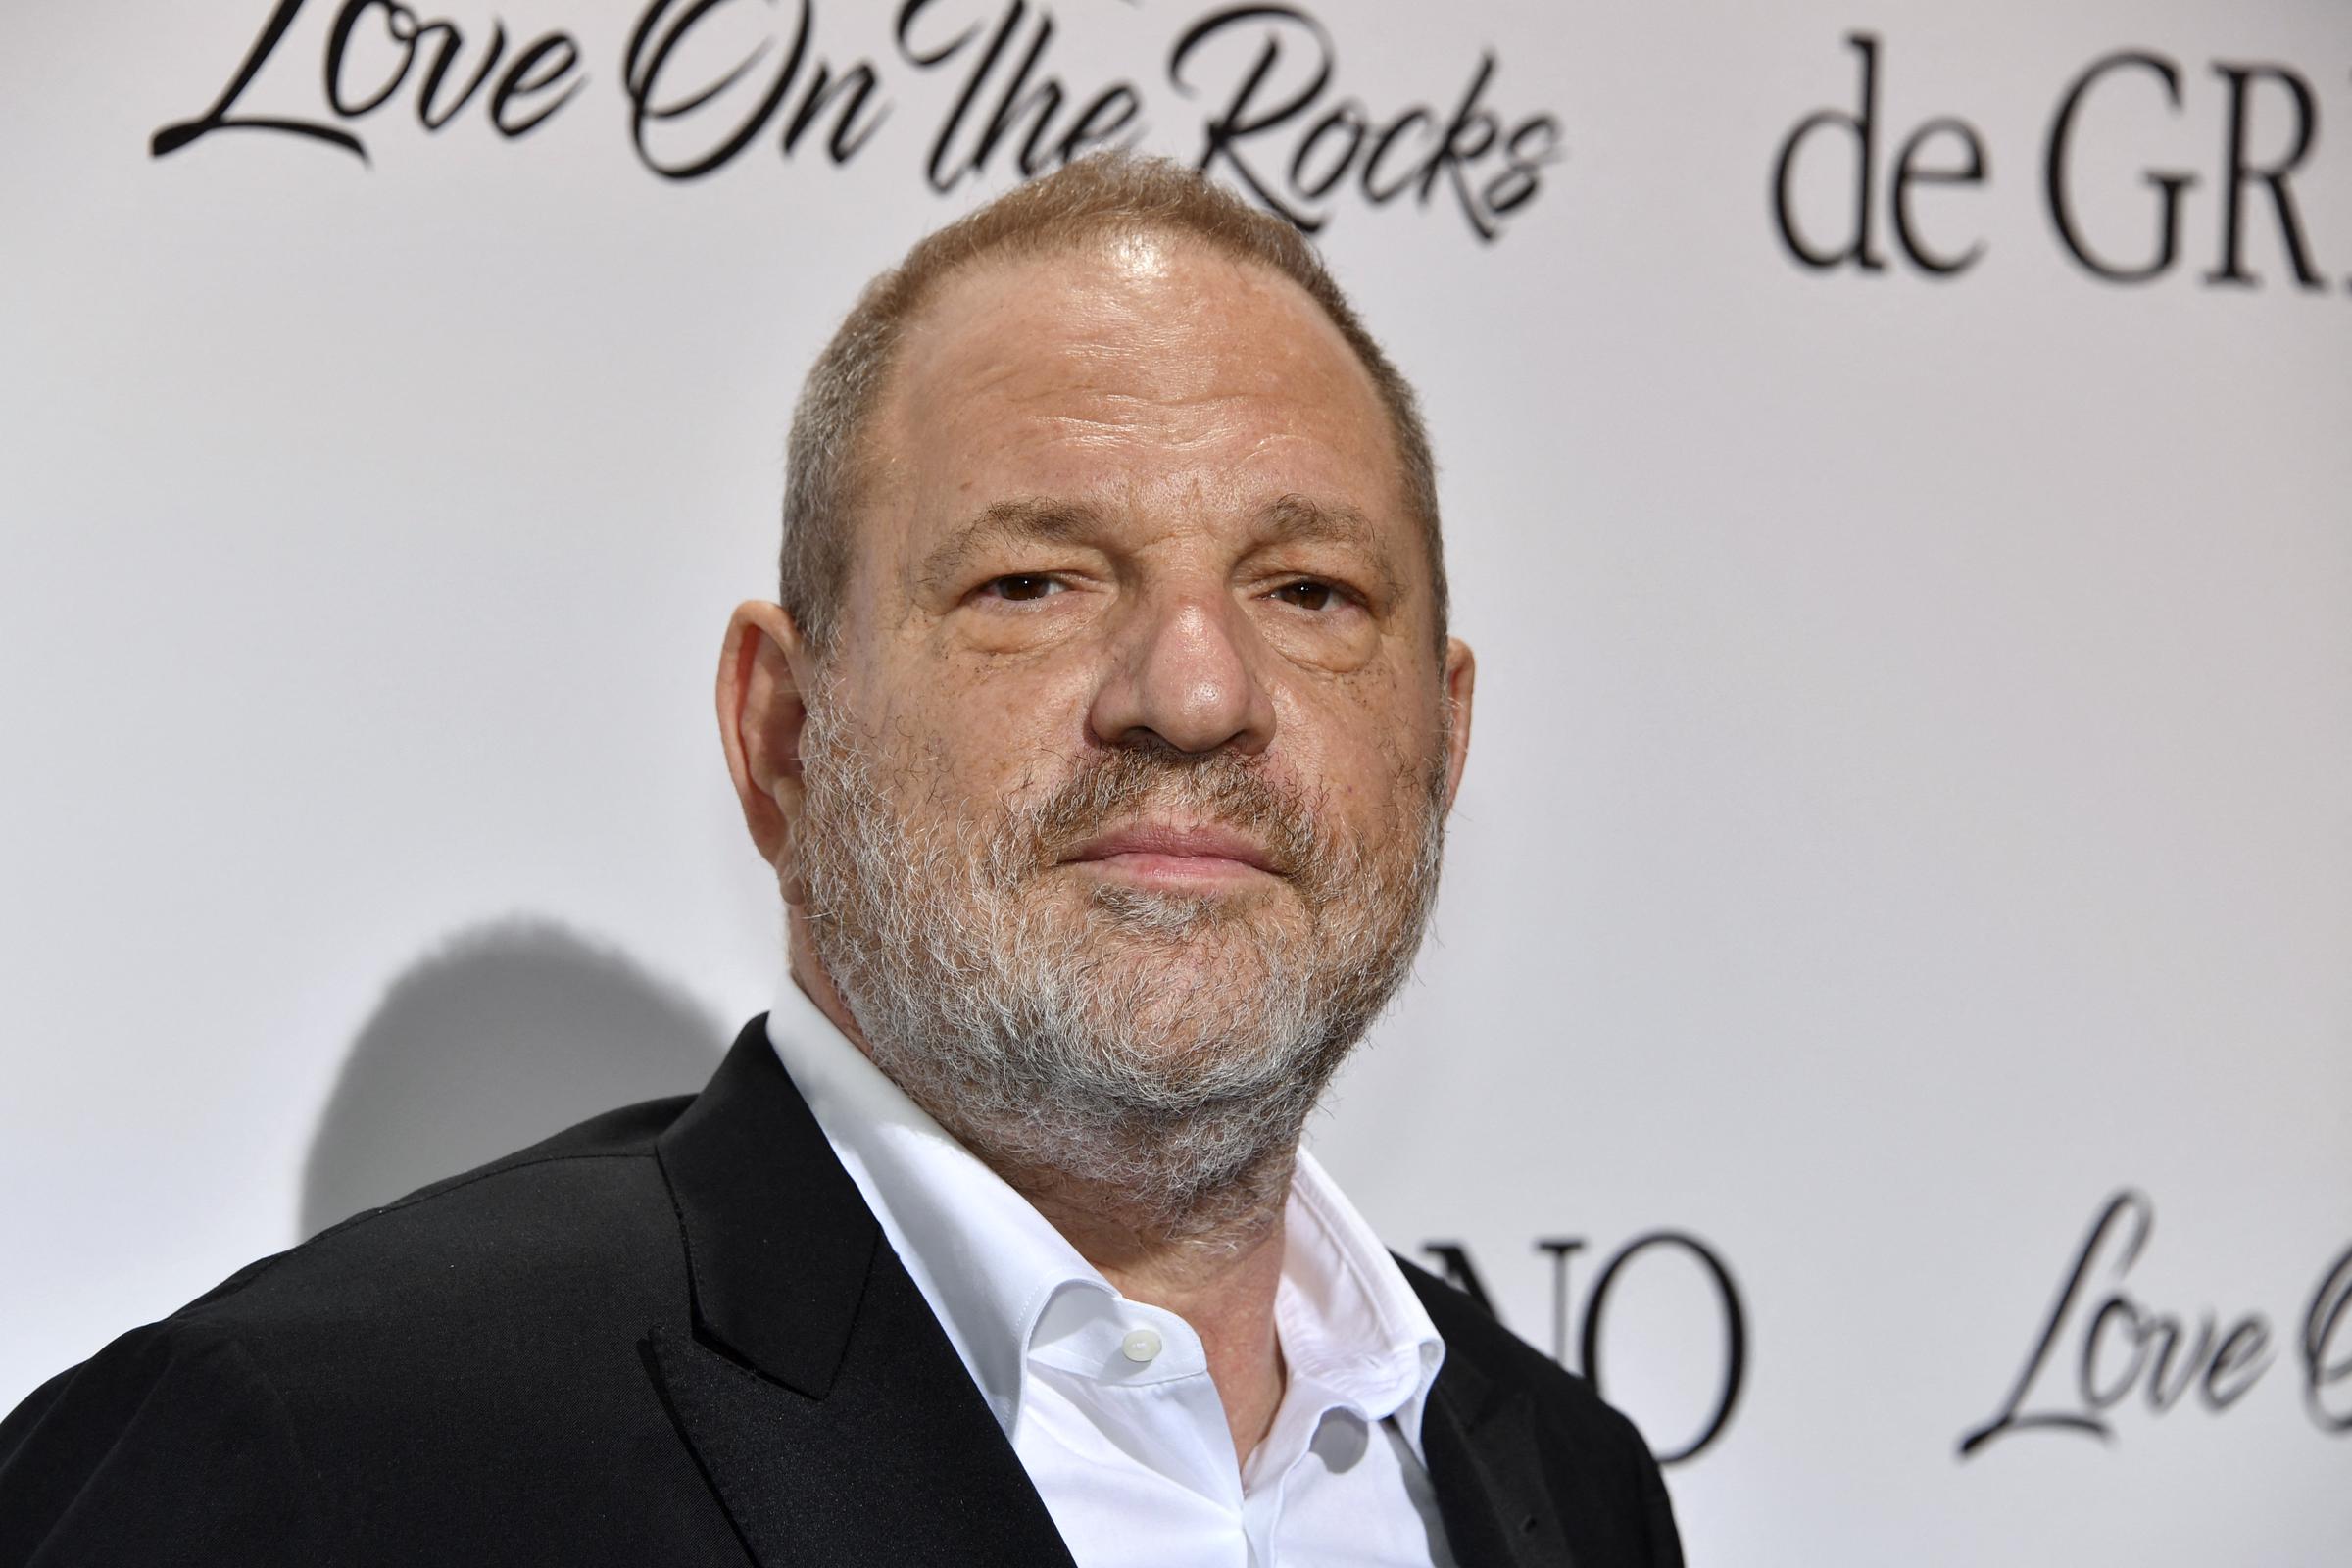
left=1257, top=494, right=1404, bottom=603
left=916, top=498, right=1112, bottom=594
left=915, top=492, right=1404, bottom=600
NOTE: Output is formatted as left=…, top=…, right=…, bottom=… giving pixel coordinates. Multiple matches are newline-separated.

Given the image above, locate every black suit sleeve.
left=0, top=1326, right=318, bottom=1566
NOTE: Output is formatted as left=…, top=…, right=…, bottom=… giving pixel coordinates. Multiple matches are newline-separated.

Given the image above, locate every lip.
left=1062, top=823, right=1281, bottom=881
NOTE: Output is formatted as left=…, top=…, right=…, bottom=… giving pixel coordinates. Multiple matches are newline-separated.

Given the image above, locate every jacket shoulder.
left=14, top=1089, right=699, bottom=1393
left=0, top=1095, right=717, bottom=1565
left=182, top=1094, right=694, bottom=1323
left=0, top=1313, right=316, bottom=1562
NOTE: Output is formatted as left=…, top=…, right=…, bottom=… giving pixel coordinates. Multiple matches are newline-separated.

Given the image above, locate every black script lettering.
left=489, top=33, right=582, bottom=137
left=1170, top=5, right=1336, bottom=230
left=153, top=0, right=580, bottom=165
left=317, top=2, right=580, bottom=142
left=780, top=61, right=888, bottom=161
left=1170, top=9, right=1555, bottom=241
left=412, top=22, right=506, bottom=130
left=2081, top=1295, right=2154, bottom=1408
left=152, top=0, right=365, bottom=162
left=626, top=0, right=811, bottom=178
left=1959, top=1190, right=2276, bottom=1457
left=2206, top=1317, right=2270, bottom=1410
left=1484, top=116, right=1561, bottom=218
left=2045, top=51, right=2195, bottom=283
left=1415, top=52, right=1509, bottom=241
left=2078, top=1298, right=2267, bottom=1418
left=625, top=0, right=886, bottom=177
left=1060, top=83, right=1141, bottom=163
left=1361, top=108, right=1434, bottom=202
left=2140, top=1312, right=2219, bottom=1411
left=902, top=0, right=1141, bottom=193
left=894, top=0, right=974, bottom=72
left=2304, top=1244, right=2352, bottom=1433
left=1292, top=98, right=1369, bottom=202
left=2204, top=62, right=2324, bottom=288
left=324, top=0, right=418, bottom=118
left=1961, top=1190, right=2151, bottom=1454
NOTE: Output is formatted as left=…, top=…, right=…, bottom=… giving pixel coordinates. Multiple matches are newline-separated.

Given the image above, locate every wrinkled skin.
left=718, top=231, right=1476, bottom=1460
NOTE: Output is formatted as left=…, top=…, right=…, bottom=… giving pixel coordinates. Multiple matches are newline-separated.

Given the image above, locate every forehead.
left=861, top=233, right=1409, bottom=561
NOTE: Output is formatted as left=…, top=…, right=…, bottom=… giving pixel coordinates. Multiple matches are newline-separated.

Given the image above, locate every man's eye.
left=981, top=574, right=1063, bottom=602
left=1270, top=580, right=1343, bottom=612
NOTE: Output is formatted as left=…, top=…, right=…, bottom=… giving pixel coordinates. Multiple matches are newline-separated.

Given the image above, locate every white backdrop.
left=4, top=2, right=2348, bottom=1562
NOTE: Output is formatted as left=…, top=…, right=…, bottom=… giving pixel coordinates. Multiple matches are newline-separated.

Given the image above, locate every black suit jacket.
left=0, top=1020, right=1682, bottom=1566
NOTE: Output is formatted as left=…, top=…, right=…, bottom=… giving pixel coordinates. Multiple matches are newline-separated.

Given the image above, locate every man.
left=0, top=155, right=1680, bottom=1566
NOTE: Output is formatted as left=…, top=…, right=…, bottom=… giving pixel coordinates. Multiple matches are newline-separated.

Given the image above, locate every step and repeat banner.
left=3, top=1, right=2346, bottom=1561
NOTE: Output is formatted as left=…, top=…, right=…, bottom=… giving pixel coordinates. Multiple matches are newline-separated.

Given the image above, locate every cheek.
left=1284, top=672, right=1445, bottom=811
left=1251, top=605, right=1381, bottom=674
left=1282, top=682, right=1388, bottom=786
left=874, top=656, right=1097, bottom=807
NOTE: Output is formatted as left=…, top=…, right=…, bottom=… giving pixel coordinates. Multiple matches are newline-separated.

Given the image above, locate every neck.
left=1029, top=1167, right=1294, bottom=1461
left=787, top=926, right=1295, bottom=1459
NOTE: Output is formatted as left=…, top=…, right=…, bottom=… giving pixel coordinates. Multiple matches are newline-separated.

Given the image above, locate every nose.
left=1087, top=592, right=1277, bottom=757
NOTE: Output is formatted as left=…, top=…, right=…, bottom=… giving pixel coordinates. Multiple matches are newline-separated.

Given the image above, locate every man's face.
left=765, top=233, right=1473, bottom=1207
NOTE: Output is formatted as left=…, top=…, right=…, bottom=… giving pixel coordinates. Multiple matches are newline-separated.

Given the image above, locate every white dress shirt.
left=765, top=979, right=1456, bottom=1568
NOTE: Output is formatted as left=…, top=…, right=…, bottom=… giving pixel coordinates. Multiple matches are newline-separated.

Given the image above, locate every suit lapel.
left=646, top=1019, right=1586, bottom=1568
left=1417, top=1327, right=1578, bottom=1568
left=647, top=1019, right=1076, bottom=1568
left=643, top=1275, right=1074, bottom=1568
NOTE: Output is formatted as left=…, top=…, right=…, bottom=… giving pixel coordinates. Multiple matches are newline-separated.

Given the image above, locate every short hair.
left=780, top=152, right=1446, bottom=655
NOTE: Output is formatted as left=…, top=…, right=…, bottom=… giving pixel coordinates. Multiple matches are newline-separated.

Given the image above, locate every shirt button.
left=1121, top=1328, right=1163, bottom=1364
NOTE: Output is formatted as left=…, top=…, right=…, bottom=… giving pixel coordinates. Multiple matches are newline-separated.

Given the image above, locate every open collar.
left=647, top=1017, right=1078, bottom=1567
left=763, top=980, right=1103, bottom=1437
left=1280, top=1149, right=1448, bottom=1461
left=648, top=1016, right=1575, bottom=1568
left=765, top=980, right=1449, bottom=1461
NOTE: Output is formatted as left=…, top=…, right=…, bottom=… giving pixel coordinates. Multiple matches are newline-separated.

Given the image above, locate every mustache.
left=1012, top=746, right=1328, bottom=886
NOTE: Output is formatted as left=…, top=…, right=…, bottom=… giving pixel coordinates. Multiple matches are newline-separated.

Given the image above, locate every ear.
left=717, top=601, right=818, bottom=905
left=1440, top=636, right=1476, bottom=814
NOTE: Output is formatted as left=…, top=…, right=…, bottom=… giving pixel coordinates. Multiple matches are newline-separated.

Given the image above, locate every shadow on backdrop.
left=302, top=917, right=729, bottom=1239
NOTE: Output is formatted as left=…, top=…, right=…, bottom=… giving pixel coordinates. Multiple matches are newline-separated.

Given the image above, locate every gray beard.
left=793, top=684, right=1448, bottom=1242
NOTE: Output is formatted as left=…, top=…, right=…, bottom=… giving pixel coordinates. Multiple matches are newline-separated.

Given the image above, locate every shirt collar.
left=764, top=975, right=1446, bottom=1458
left=765, top=976, right=1095, bottom=1437
left=1280, top=1148, right=1448, bottom=1460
